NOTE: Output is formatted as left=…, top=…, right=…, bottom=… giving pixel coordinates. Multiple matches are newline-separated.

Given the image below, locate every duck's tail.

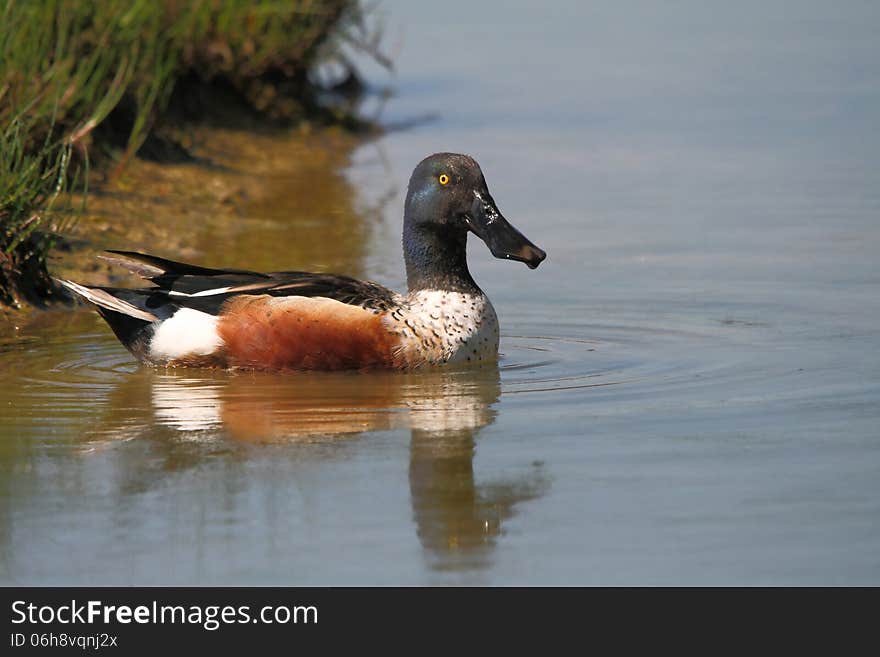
left=57, top=279, right=159, bottom=322
left=56, top=279, right=161, bottom=361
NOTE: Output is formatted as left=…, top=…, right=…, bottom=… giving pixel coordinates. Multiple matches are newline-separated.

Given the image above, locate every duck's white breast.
left=386, top=289, right=499, bottom=366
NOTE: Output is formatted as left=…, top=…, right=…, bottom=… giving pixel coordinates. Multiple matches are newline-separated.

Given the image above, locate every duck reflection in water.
left=94, top=365, right=548, bottom=572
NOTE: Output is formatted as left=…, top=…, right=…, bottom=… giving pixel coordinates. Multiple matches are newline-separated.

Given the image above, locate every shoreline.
left=1, top=122, right=374, bottom=333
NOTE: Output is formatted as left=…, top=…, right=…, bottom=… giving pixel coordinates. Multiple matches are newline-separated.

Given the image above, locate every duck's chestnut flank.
left=217, top=295, right=400, bottom=370
left=58, top=153, right=546, bottom=371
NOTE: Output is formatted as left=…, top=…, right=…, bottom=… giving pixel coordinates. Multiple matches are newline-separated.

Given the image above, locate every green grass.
left=0, top=0, right=370, bottom=306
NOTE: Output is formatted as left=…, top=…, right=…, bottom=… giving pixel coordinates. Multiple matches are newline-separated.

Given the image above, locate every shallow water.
left=2, top=0, right=880, bottom=584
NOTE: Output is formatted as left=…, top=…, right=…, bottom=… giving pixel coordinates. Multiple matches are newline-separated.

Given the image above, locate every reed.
left=0, top=0, right=370, bottom=306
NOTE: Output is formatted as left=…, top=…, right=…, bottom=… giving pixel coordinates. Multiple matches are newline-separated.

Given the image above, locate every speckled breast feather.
left=386, top=290, right=499, bottom=367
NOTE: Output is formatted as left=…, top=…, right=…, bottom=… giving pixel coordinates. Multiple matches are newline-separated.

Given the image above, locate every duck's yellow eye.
left=438, top=173, right=450, bottom=185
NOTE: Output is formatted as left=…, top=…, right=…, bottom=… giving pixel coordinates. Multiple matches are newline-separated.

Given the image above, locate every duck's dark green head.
left=404, top=153, right=546, bottom=276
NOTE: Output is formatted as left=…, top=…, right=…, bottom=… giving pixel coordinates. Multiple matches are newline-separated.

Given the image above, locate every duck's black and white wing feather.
left=101, top=250, right=398, bottom=313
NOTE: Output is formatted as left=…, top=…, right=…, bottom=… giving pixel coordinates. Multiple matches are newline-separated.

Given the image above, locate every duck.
left=58, top=153, right=546, bottom=371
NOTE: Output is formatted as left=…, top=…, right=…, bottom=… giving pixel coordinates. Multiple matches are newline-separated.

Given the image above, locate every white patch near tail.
left=150, top=308, right=224, bottom=360
left=58, top=279, right=158, bottom=322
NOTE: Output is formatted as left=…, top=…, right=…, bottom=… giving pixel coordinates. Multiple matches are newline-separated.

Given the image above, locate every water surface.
left=1, top=0, right=879, bottom=584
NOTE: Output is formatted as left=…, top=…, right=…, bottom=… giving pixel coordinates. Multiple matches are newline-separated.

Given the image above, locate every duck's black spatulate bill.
left=466, top=190, right=546, bottom=269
